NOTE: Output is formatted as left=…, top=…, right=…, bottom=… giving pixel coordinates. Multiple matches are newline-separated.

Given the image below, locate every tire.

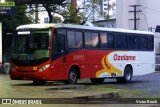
left=33, top=80, right=46, bottom=85
left=65, top=68, right=78, bottom=84
left=117, top=66, right=132, bottom=83
left=90, top=78, right=104, bottom=84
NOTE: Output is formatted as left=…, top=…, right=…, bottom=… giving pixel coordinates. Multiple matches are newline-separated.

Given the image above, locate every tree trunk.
left=43, top=4, right=52, bottom=23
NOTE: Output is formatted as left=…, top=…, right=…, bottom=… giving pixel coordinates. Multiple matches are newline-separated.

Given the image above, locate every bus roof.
left=16, top=23, right=154, bottom=35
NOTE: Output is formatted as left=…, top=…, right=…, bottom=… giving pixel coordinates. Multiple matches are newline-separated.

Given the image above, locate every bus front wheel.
left=90, top=78, right=104, bottom=84
left=117, top=66, right=132, bottom=83
left=65, top=68, right=78, bottom=84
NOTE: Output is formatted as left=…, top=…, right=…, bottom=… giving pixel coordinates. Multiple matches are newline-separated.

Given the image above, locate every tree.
left=0, top=4, right=33, bottom=62
left=61, top=0, right=115, bottom=25
left=80, top=0, right=102, bottom=25
left=1, top=4, right=33, bottom=35
left=25, top=0, right=116, bottom=25
left=60, top=3, right=82, bottom=24
left=42, top=3, right=57, bottom=23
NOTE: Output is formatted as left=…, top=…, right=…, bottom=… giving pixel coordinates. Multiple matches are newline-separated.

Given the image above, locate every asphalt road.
left=0, top=71, right=160, bottom=107
left=103, top=71, right=160, bottom=98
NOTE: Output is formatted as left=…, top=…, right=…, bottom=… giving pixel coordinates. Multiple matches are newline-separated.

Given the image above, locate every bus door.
left=50, top=33, right=67, bottom=80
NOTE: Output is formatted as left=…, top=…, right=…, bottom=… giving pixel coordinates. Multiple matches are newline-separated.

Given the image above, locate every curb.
left=50, top=85, right=85, bottom=90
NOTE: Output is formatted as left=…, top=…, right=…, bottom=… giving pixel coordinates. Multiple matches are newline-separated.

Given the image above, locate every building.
left=92, top=16, right=116, bottom=28
left=100, top=0, right=116, bottom=16
left=116, top=0, right=160, bottom=31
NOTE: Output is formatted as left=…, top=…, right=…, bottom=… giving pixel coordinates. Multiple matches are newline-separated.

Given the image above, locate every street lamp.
left=1, top=0, right=5, bottom=3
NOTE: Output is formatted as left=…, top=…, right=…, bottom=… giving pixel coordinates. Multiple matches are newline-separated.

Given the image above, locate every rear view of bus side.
left=10, top=24, right=155, bottom=85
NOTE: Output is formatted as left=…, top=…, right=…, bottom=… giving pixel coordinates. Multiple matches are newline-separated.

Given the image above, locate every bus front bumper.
left=10, top=70, right=49, bottom=81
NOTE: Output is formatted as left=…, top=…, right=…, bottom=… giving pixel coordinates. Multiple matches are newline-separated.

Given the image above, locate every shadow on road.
left=10, top=79, right=150, bottom=87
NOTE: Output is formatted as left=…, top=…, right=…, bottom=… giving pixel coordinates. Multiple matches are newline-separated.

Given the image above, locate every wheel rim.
left=69, top=72, right=76, bottom=83
left=125, top=70, right=131, bottom=80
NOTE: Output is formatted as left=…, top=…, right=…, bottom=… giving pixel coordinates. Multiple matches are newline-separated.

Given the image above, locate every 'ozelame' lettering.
left=113, top=54, right=136, bottom=61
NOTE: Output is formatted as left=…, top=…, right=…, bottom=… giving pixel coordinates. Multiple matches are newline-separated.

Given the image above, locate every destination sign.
left=0, top=2, right=15, bottom=15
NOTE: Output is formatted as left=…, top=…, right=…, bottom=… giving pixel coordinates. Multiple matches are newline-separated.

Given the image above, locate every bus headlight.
left=39, top=64, right=50, bottom=72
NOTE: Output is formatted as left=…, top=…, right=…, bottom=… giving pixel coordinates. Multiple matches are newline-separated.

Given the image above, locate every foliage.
left=27, top=0, right=116, bottom=25
left=61, top=3, right=82, bottom=24
left=0, top=4, right=33, bottom=62
left=1, top=4, right=33, bottom=35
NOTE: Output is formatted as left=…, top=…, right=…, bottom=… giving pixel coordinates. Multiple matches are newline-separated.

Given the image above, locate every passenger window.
left=128, top=34, right=135, bottom=49
left=115, top=34, right=126, bottom=49
left=135, top=35, right=140, bottom=50
left=148, top=35, right=154, bottom=51
left=57, top=34, right=66, bottom=52
left=84, top=32, right=92, bottom=48
left=67, top=31, right=75, bottom=48
left=75, top=32, right=83, bottom=48
left=140, top=36, right=148, bottom=50
left=107, top=34, right=114, bottom=49
left=100, top=33, right=107, bottom=48
left=100, top=33, right=114, bottom=49
left=67, top=31, right=83, bottom=48
left=92, top=33, right=99, bottom=48
left=121, top=34, right=127, bottom=49
left=53, top=32, right=66, bottom=53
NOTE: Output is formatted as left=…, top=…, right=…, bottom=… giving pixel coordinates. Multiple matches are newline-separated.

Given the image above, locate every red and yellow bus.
left=10, top=23, right=155, bottom=85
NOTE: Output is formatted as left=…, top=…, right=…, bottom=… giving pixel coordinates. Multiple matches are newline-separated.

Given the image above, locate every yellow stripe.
left=96, top=52, right=122, bottom=78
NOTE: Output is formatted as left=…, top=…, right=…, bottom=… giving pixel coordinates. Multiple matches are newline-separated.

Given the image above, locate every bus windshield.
left=17, top=31, right=49, bottom=54
left=10, top=29, right=50, bottom=65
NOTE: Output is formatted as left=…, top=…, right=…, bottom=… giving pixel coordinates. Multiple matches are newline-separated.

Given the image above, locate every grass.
left=86, top=84, right=148, bottom=98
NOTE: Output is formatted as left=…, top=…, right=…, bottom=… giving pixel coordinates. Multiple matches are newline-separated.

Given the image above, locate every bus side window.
left=75, top=32, right=83, bottom=48
left=100, top=33, right=107, bottom=48
left=67, top=31, right=83, bottom=48
left=140, top=35, right=148, bottom=51
left=92, top=33, right=99, bottom=48
left=115, top=33, right=127, bottom=50
left=135, top=35, right=140, bottom=50
left=107, top=34, right=114, bottom=49
left=84, top=32, right=92, bottom=48
left=128, top=34, right=135, bottom=50
left=148, top=35, right=154, bottom=51
left=57, top=34, right=66, bottom=53
left=115, top=34, right=122, bottom=49
left=121, top=34, right=127, bottom=49
left=84, top=32, right=99, bottom=49
left=100, top=33, right=114, bottom=49
left=53, top=33, right=66, bottom=53
left=67, top=31, right=75, bottom=48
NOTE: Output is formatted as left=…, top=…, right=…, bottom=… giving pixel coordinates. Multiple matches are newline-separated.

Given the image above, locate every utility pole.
left=129, top=5, right=142, bottom=30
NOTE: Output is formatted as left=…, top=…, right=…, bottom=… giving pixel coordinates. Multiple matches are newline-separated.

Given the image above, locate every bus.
left=10, top=23, right=155, bottom=85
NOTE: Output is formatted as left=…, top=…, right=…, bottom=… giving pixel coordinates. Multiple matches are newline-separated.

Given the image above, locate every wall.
left=116, top=0, right=160, bottom=31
